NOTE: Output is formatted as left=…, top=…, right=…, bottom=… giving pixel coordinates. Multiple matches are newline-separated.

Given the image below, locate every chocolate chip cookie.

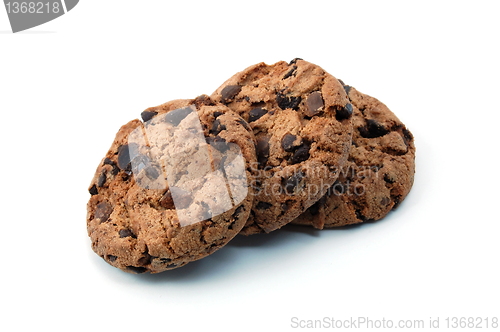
left=87, top=97, right=257, bottom=273
left=211, top=59, right=353, bottom=234
left=292, top=85, right=415, bottom=229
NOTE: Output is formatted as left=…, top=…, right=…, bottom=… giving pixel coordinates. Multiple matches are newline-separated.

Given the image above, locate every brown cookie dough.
left=292, top=85, right=415, bottom=229
left=211, top=59, right=353, bottom=234
left=87, top=97, right=257, bottom=273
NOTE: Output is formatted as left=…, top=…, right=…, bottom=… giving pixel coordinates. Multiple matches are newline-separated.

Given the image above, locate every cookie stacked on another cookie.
left=211, top=59, right=354, bottom=234
left=86, top=59, right=415, bottom=274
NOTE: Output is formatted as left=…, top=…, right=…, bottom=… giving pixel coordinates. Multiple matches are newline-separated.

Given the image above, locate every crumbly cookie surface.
left=211, top=59, right=353, bottom=234
left=87, top=97, right=256, bottom=273
left=292, top=85, right=416, bottom=229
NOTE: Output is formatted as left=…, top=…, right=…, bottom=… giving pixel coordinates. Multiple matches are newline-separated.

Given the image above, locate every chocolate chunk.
left=138, top=254, right=152, bottom=266
left=256, top=201, right=272, bottom=210
left=126, top=266, right=147, bottom=274
left=256, top=136, right=270, bottom=168
left=380, top=197, right=390, bottom=206
left=104, top=158, right=120, bottom=176
left=117, top=144, right=139, bottom=171
left=384, top=174, right=395, bottom=184
left=145, top=165, right=160, bottom=180
left=276, top=91, right=301, bottom=110
left=141, top=110, right=158, bottom=123
left=355, top=209, right=368, bottom=222
left=95, top=202, right=113, bottom=222
left=119, top=229, right=136, bottom=238
left=289, top=58, right=303, bottom=65
left=281, top=133, right=299, bottom=152
left=282, top=171, right=305, bottom=195
left=305, top=91, right=324, bottom=117
left=220, top=85, right=242, bottom=103
left=103, top=158, right=114, bottom=165
left=97, top=172, right=107, bottom=187
left=207, top=136, right=229, bottom=153
left=107, top=255, right=117, bottom=262
left=159, top=190, right=175, bottom=209
left=290, top=142, right=310, bottom=164
left=211, top=119, right=227, bottom=135
left=337, top=79, right=351, bottom=95
left=236, top=118, right=252, bottom=131
left=232, top=205, right=245, bottom=219
left=336, top=103, right=353, bottom=121
left=89, top=184, right=98, bottom=196
left=402, top=127, right=413, bottom=143
left=213, top=111, right=224, bottom=118
left=165, top=106, right=193, bottom=126
left=359, top=119, right=389, bottom=138
left=283, top=65, right=297, bottom=80
left=248, top=108, right=267, bottom=122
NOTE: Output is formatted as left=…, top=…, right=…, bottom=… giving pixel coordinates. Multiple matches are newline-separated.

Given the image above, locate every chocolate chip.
left=281, top=133, right=299, bottom=152
left=97, top=172, right=107, bottom=187
left=283, top=65, right=297, bottom=80
left=276, top=91, right=301, bottom=110
left=211, top=119, right=227, bottom=135
left=107, top=255, right=117, bottom=262
left=193, top=94, right=214, bottom=106
left=207, top=136, right=229, bottom=153
left=380, top=197, right=390, bottom=206
left=305, top=91, right=324, bottom=117
left=145, top=165, right=161, bottom=180
left=359, top=119, right=389, bottom=138
left=126, top=266, right=147, bottom=274
left=104, top=158, right=120, bottom=175
left=282, top=171, right=305, bottom=195
left=119, top=229, right=136, bottom=238
left=402, top=127, right=413, bottom=143
left=256, top=201, right=272, bottom=210
left=165, top=106, right=193, bottom=126
left=89, top=184, right=98, bottom=196
left=232, top=205, right=245, bottom=219
left=236, top=118, right=252, bottom=131
left=308, top=200, right=321, bottom=215
left=141, top=110, right=158, bottom=123
left=159, top=190, right=175, bottom=209
left=117, top=144, right=138, bottom=171
left=248, top=108, right=267, bottom=122
left=384, top=174, right=395, bottom=184
left=138, top=255, right=152, bottom=266
left=220, top=85, right=242, bottom=103
left=95, top=202, right=113, bottom=222
left=290, top=142, right=310, bottom=164
left=256, top=136, right=270, bottom=168
left=338, top=79, right=351, bottom=95
left=289, top=58, right=303, bottom=65
left=355, top=209, right=368, bottom=222
left=336, top=103, right=353, bottom=121
left=213, top=111, right=224, bottom=118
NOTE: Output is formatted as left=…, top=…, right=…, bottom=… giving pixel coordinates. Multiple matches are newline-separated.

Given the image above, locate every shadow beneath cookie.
left=128, top=225, right=323, bottom=283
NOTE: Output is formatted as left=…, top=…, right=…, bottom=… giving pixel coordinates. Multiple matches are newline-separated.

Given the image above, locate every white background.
left=1, top=1, right=499, bottom=331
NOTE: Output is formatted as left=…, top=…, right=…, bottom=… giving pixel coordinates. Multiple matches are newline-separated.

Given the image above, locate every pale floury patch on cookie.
left=127, top=105, right=248, bottom=227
